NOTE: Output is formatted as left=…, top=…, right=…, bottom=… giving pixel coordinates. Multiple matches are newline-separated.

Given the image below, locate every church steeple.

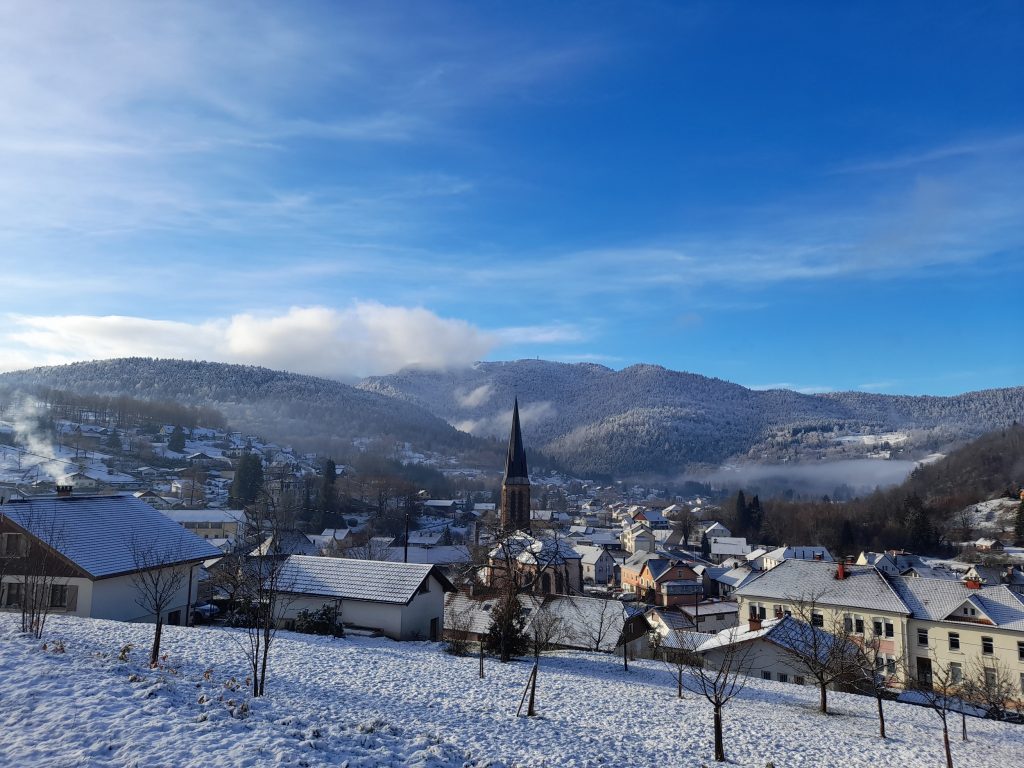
left=504, top=397, right=529, bottom=483
left=500, top=398, right=531, bottom=531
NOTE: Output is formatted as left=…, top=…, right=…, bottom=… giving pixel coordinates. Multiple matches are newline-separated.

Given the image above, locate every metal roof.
left=1, top=494, right=219, bottom=579
left=278, top=555, right=451, bottom=604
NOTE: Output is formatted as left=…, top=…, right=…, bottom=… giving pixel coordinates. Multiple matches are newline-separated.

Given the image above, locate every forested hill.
left=898, top=423, right=1024, bottom=508
left=0, top=358, right=483, bottom=460
left=360, top=360, right=1024, bottom=475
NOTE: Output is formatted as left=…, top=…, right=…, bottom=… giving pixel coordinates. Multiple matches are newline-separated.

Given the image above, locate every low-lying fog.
left=694, top=459, right=919, bottom=499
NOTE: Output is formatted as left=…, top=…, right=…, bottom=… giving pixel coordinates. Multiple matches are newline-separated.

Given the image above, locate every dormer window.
left=1, top=534, right=26, bottom=557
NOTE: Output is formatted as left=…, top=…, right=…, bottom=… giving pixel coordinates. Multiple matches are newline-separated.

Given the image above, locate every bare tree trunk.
left=678, top=667, right=684, bottom=699
left=877, top=695, right=886, bottom=739
left=527, top=662, right=538, bottom=717
left=150, top=619, right=163, bottom=667
left=623, top=640, right=628, bottom=672
left=943, top=720, right=954, bottom=768
left=961, top=712, right=967, bottom=741
left=713, top=704, right=725, bottom=762
left=478, top=642, right=484, bottom=679
left=819, top=683, right=828, bottom=714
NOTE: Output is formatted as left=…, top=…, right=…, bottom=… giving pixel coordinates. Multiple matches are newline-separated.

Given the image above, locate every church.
left=485, top=398, right=582, bottom=595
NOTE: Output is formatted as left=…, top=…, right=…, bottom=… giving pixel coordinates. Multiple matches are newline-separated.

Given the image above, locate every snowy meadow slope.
left=2, top=616, right=1021, bottom=767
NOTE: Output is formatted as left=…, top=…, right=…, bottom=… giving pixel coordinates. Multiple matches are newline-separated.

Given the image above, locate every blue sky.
left=1, top=1, right=1021, bottom=394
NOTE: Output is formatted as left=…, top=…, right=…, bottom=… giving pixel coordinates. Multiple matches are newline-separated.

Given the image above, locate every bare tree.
left=443, top=591, right=476, bottom=657
left=650, top=623, right=705, bottom=700
left=129, top=537, right=190, bottom=666
left=5, top=506, right=68, bottom=639
left=235, top=490, right=297, bottom=697
left=961, top=658, right=1021, bottom=723
left=571, top=595, right=625, bottom=654
left=776, top=594, right=859, bottom=714
left=520, top=599, right=573, bottom=717
left=914, top=659, right=966, bottom=768
left=685, top=631, right=757, bottom=763
left=340, top=532, right=394, bottom=561
left=845, top=631, right=905, bottom=738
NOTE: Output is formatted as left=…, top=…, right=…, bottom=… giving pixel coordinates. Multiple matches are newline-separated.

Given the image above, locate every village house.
left=162, top=508, right=245, bottom=540
left=574, top=544, right=617, bottom=585
left=620, top=522, right=656, bottom=554
left=0, top=493, right=218, bottom=625
left=761, top=545, right=834, bottom=571
left=277, top=556, right=454, bottom=641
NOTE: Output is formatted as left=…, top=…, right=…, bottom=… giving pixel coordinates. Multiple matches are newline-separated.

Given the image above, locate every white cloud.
left=1, top=304, right=496, bottom=380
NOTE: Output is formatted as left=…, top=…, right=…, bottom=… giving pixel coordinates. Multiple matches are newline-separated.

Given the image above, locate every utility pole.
left=404, top=512, right=410, bottom=563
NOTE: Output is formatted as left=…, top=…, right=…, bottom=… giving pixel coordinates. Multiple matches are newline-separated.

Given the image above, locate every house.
left=697, top=614, right=848, bottom=687
left=964, top=564, right=1024, bottom=595
left=0, top=494, right=219, bottom=625
left=444, top=591, right=643, bottom=654
left=733, top=559, right=912, bottom=680
left=635, top=557, right=703, bottom=607
left=713, top=564, right=756, bottom=597
left=162, top=508, right=244, bottom=540
left=307, top=528, right=352, bottom=555
left=631, top=508, right=669, bottom=530
left=761, top=546, right=834, bottom=571
left=277, top=556, right=454, bottom=641
left=133, top=490, right=181, bottom=510
left=574, top=545, right=617, bottom=585
left=249, top=531, right=319, bottom=558
left=708, top=536, right=751, bottom=563
left=58, top=472, right=102, bottom=492
left=620, top=522, right=656, bottom=554
left=678, top=599, right=740, bottom=633
left=887, top=575, right=1024, bottom=690
left=975, top=538, right=1005, bottom=552
left=422, top=499, right=459, bottom=516
left=857, top=550, right=957, bottom=580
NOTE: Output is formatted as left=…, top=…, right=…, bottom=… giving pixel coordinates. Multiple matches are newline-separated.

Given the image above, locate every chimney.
left=56, top=485, right=73, bottom=498
left=748, top=606, right=762, bottom=632
left=835, top=561, right=847, bottom=580
left=963, top=576, right=982, bottom=590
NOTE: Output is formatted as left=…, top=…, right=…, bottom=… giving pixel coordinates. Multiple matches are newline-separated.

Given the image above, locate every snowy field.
left=2, top=615, right=1022, bottom=768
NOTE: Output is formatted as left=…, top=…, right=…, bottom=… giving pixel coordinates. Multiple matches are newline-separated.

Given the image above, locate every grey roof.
left=734, top=559, right=910, bottom=615
left=279, top=556, right=452, bottom=604
left=763, top=546, right=834, bottom=563
left=1, top=494, right=219, bottom=579
left=573, top=544, right=614, bottom=565
left=697, top=615, right=844, bottom=659
left=887, top=577, right=1024, bottom=631
left=715, top=565, right=756, bottom=589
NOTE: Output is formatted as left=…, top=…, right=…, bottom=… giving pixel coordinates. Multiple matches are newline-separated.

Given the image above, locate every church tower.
left=500, top=398, right=531, bottom=532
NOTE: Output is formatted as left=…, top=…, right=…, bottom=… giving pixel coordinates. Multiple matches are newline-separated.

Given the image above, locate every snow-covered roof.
left=279, top=556, right=452, bottom=604
left=888, top=577, right=1024, bottom=631
left=764, top=546, right=834, bottom=563
left=161, top=508, right=245, bottom=524
left=715, top=566, right=756, bottom=589
left=573, top=544, right=614, bottom=565
left=1, top=495, right=220, bottom=579
left=734, top=559, right=910, bottom=615
left=697, top=615, right=843, bottom=660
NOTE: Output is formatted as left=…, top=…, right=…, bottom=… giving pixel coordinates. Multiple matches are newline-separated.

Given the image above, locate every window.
left=948, top=632, right=960, bottom=651
left=794, top=676, right=805, bottom=686
left=884, top=621, right=894, bottom=638
left=49, top=585, right=67, bottom=609
left=811, top=612, right=824, bottom=628
left=984, top=668, right=997, bottom=690
left=917, top=628, right=929, bottom=647
left=1, top=533, right=26, bottom=557
left=1017, top=641, right=1024, bottom=662
left=886, top=658, right=897, bottom=675
left=950, top=662, right=962, bottom=684
left=854, top=617, right=864, bottom=634
left=1020, top=673, right=1024, bottom=696
left=777, top=673, right=789, bottom=683
left=982, top=636, right=994, bottom=656
left=843, top=614, right=853, bottom=633
left=873, top=619, right=883, bottom=636
left=2, top=581, right=24, bottom=607
left=761, top=671, right=772, bottom=680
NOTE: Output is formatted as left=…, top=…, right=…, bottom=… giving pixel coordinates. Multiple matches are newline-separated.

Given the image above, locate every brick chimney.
left=835, top=561, right=847, bottom=580
left=963, top=576, right=983, bottom=590
left=56, top=485, right=73, bottom=498
left=748, top=606, right=762, bottom=632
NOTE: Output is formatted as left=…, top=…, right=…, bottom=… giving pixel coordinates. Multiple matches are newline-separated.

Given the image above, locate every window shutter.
left=66, top=585, right=79, bottom=612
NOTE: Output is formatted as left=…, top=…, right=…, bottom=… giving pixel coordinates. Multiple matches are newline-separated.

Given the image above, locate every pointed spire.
left=503, top=397, right=529, bottom=482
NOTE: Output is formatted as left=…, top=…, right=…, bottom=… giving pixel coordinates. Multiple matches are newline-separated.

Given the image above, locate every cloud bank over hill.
left=1, top=304, right=494, bottom=379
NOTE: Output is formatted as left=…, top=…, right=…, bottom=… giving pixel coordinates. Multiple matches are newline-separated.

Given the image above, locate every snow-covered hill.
left=2, top=615, right=1020, bottom=767
left=361, top=360, right=1024, bottom=475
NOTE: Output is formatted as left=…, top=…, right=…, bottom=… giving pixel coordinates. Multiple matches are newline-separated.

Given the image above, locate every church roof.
left=503, top=397, right=529, bottom=482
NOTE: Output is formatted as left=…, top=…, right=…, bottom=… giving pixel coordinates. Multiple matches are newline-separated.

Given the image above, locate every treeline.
left=1, top=386, right=227, bottom=431
left=724, top=424, right=1024, bottom=557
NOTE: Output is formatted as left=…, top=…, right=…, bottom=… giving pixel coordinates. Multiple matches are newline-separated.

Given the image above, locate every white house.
left=761, top=545, right=833, bottom=571
left=277, top=556, right=454, bottom=641
left=574, top=545, right=617, bottom=585
left=0, top=494, right=219, bottom=625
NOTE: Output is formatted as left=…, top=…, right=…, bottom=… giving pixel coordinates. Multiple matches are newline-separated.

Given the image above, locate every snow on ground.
left=2, top=615, right=1022, bottom=768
